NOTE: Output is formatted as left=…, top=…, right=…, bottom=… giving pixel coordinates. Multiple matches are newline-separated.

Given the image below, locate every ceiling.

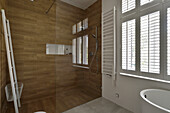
left=60, top=0, right=98, bottom=10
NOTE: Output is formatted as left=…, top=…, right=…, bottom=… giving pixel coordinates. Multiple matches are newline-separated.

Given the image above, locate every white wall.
left=102, top=0, right=170, bottom=113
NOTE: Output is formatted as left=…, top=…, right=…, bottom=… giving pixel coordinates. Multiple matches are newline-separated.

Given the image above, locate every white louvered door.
left=102, top=7, right=116, bottom=80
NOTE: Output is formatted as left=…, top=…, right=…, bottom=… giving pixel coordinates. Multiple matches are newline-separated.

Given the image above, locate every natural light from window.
left=140, top=0, right=154, bottom=6
left=140, top=11, right=160, bottom=74
left=122, top=0, right=136, bottom=13
left=83, top=35, right=88, bottom=65
left=77, top=37, right=82, bottom=64
left=122, top=19, right=136, bottom=71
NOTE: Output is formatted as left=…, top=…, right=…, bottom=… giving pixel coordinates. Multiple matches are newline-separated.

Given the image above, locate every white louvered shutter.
left=167, top=8, right=170, bottom=75
left=140, top=0, right=154, bottom=6
left=102, top=9, right=115, bottom=76
left=122, top=0, right=136, bottom=13
left=122, top=19, right=136, bottom=71
left=140, top=11, right=160, bottom=74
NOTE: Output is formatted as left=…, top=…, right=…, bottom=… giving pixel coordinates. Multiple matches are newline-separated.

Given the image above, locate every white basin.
left=140, top=89, right=170, bottom=113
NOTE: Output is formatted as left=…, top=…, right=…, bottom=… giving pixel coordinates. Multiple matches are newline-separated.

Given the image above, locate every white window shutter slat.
left=122, top=19, right=136, bottom=71
left=122, top=0, right=136, bottom=13
left=140, top=0, right=154, bottom=6
left=140, top=11, right=160, bottom=74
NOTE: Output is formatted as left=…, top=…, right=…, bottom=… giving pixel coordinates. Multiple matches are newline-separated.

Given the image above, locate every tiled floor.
left=63, top=97, right=133, bottom=113
left=6, top=88, right=100, bottom=113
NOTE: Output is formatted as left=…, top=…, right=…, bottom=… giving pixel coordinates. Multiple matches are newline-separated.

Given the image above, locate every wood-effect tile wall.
left=2, top=0, right=102, bottom=112
left=86, top=0, right=102, bottom=96
left=7, top=0, right=57, bottom=103
left=55, top=0, right=85, bottom=94
left=77, top=0, right=102, bottom=97
left=6, top=0, right=87, bottom=104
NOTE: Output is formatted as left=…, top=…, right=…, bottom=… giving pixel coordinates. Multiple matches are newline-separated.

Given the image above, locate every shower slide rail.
left=1, top=9, right=20, bottom=113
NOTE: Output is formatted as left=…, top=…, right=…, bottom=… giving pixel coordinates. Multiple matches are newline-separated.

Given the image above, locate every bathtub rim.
left=140, top=89, right=170, bottom=113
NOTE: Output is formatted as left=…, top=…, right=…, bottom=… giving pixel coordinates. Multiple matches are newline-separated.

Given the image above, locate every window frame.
left=140, top=10, right=161, bottom=73
left=72, top=36, right=89, bottom=67
left=118, top=0, right=170, bottom=80
left=121, top=18, right=136, bottom=71
left=120, top=13, right=138, bottom=75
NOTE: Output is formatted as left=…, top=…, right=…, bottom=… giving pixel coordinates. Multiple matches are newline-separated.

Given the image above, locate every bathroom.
left=1, top=0, right=170, bottom=113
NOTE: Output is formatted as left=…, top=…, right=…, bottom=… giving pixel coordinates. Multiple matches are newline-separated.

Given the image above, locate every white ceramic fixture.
left=140, top=89, right=170, bottom=113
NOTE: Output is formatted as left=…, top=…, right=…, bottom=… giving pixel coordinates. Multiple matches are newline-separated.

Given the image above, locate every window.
left=72, top=35, right=89, bottom=66
left=140, top=11, right=160, bottom=74
left=119, top=0, right=170, bottom=80
left=77, top=22, right=82, bottom=32
left=140, top=0, right=154, bottom=6
left=72, top=39, right=76, bottom=63
left=83, top=35, right=88, bottom=65
left=122, top=19, right=136, bottom=71
left=77, top=37, right=82, bottom=64
left=83, top=18, right=88, bottom=30
left=122, top=0, right=136, bottom=13
left=72, top=18, right=89, bottom=67
left=72, top=24, right=76, bottom=34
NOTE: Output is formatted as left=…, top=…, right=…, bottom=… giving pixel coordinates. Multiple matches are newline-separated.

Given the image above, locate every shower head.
left=92, top=34, right=96, bottom=38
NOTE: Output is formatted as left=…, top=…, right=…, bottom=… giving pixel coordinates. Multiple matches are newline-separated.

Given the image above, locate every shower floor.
left=6, top=88, right=99, bottom=113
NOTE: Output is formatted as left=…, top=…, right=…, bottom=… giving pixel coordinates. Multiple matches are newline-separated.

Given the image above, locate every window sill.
left=72, top=65, right=89, bottom=69
left=120, top=73, right=170, bottom=84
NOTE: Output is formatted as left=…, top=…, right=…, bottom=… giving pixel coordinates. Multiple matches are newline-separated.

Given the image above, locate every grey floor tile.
left=63, top=97, right=133, bottom=113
